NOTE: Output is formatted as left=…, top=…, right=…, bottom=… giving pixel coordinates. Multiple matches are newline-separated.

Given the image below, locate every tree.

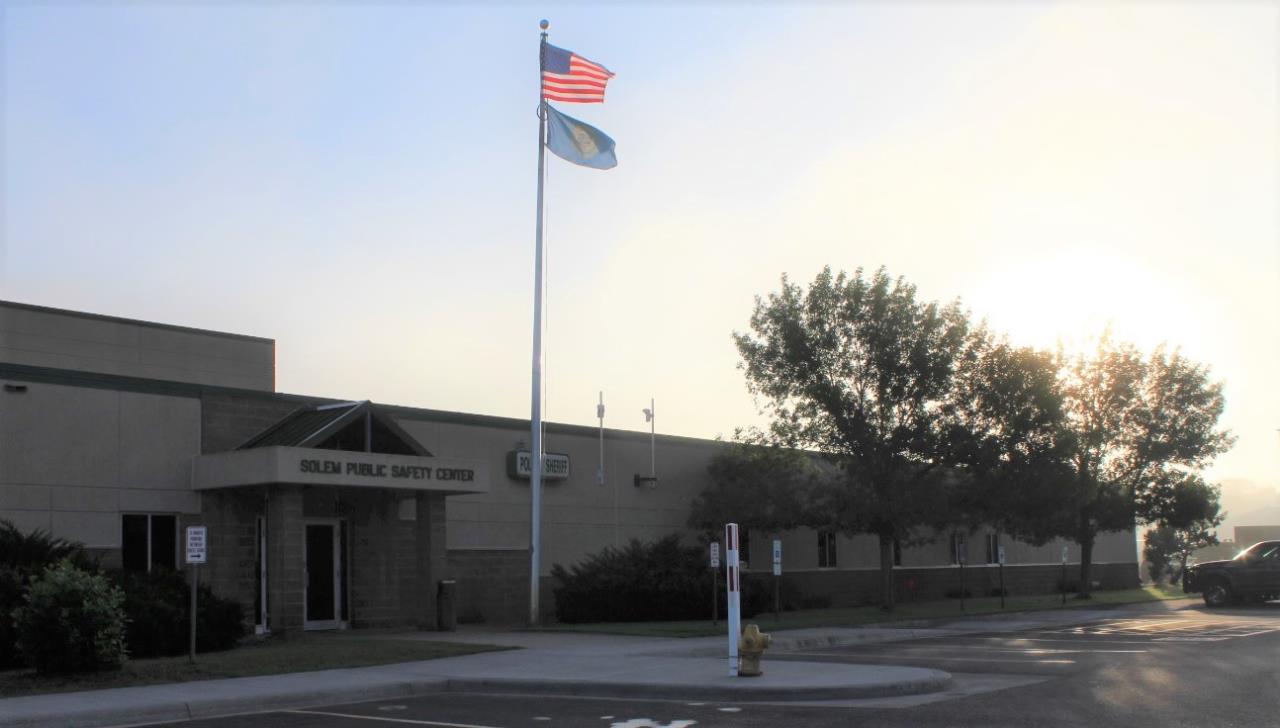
left=1054, top=337, right=1233, bottom=598
left=687, top=440, right=820, bottom=541
left=1143, top=526, right=1179, bottom=584
left=946, top=340, right=1074, bottom=544
left=734, top=267, right=981, bottom=609
left=1139, top=474, right=1225, bottom=582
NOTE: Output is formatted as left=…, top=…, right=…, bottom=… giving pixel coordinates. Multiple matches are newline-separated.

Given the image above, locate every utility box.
left=436, top=580, right=457, bottom=632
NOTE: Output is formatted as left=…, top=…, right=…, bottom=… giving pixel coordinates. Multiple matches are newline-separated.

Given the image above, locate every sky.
left=2, top=2, right=1277, bottom=533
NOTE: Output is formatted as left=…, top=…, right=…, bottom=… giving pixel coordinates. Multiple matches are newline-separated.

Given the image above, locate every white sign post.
left=710, top=542, right=720, bottom=627
left=772, top=539, right=782, bottom=620
left=725, top=523, right=741, bottom=677
left=185, top=526, right=207, bottom=663
left=1061, top=545, right=1069, bottom=605
left=997, top=544, right=1006, bottom=609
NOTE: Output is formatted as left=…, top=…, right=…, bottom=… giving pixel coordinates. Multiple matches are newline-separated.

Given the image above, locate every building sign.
left=506, top=451, right=570, bottom=481
left=185, top=526, right=207, bottom=564
left=193, top=447, right=489, bottom=496
left=298, top=458, right=475, bottom=482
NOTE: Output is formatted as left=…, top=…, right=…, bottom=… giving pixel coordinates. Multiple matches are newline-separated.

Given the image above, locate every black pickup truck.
left=1183, top=540, right=1280, bottom=607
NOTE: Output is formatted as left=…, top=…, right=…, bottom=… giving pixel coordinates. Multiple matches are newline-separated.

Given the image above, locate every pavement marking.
left=785, top=651, right=1075, bottom=664
left=889, top=645, right=1146, bottom=654
left=717, top=707, right=742, bottom=712
left=1040, top=619, right=1279, bottom=641
left=285, top=709, right=505, bottom=728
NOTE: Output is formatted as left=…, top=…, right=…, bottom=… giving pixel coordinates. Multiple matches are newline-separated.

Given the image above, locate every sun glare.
left=968, top=249, right=1212, bottom=359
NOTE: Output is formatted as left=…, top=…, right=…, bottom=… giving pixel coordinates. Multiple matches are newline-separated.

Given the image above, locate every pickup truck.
left=1183, top=540, right=1280, bottom=607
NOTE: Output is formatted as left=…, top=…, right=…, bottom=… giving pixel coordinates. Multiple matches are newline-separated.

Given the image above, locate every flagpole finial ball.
left=539, top=19, right=549, bottom=30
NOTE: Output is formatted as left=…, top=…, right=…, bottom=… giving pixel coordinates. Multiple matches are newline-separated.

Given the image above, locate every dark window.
left=818, top=531, right=837, bottom=568
left=951, top=533, right=967, bottom=565
left=986, top=534, right=1000, bottom=564
left=739, top=527, right=751, bottom=568
left=122, top=514, right=177, bottom=572
left=893, top=539, right=902, bottom=567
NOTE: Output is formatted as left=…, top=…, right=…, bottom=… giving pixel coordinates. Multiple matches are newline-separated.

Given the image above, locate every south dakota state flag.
left=545, top=105, right=617, bottom=170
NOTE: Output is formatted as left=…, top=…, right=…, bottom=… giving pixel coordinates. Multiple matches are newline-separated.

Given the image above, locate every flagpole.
left=529, top=19, right=549, bottom=627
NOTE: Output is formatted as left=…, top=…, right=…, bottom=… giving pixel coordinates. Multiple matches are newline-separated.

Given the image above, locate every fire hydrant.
left=738, top=623, right=772, bottom=677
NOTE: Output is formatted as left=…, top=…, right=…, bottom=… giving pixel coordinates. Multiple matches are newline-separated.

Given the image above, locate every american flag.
left=542, top=43, right=614, bottom=103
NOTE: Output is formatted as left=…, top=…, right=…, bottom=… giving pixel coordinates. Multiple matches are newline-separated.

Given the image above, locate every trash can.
left=436, top=580, right=457, bottom=632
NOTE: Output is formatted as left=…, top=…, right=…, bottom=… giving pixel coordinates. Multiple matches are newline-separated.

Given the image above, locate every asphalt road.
left=148, top=602, right=1280, bottom=728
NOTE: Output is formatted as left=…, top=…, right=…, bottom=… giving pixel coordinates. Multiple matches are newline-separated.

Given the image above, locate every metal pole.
left=528, top=21, right=549, bottom=627
left=597, top=392, right=605, bottom=486
left=189, top=565, right=198, bottom=664
left=1000, top=561, right=1006, bottom=609
left=712, top=565, right=718, bottom=626
left=649, top=398, right=655, bottom=479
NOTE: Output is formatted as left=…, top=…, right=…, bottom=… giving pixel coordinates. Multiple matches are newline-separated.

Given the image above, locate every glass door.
left=304, top=521, right=343, bottom=630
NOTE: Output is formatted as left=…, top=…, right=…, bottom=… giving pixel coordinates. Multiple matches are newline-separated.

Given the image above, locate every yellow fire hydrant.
left=738, top=623, right=772, bottom=677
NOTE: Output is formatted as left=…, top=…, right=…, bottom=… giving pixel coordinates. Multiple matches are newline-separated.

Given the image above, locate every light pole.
left=644, top=398, right=655, bottom=481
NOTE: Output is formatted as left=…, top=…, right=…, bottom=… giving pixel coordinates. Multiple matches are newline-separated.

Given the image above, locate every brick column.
left=415, top=492, right=448, bottom=630
left=267, top=485, right=304, bottom=633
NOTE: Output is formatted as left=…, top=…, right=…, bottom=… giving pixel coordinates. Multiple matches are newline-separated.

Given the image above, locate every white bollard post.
left=725, top=522, right=741, bottom=677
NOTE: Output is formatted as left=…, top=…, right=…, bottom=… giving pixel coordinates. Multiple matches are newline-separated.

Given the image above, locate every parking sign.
left=185, top=526, right=207, bottom=565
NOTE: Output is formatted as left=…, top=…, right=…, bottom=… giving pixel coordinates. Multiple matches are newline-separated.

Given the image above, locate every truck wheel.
left=1202, top=581, right=1232, bottom=608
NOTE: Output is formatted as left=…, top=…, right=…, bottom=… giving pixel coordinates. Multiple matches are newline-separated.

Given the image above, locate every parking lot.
left=139, top=603, right=1278, bottom=728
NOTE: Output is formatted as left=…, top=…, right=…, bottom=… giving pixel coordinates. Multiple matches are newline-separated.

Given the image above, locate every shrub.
left=112, top=569, right=246, bottom=657
left=13, top=560, right=127, bottom=673
left=0, top=566, right=23, bottom=670
left=0, top=519, right=87, bottom=574
left=552, top=536, right=711, bottom=623
left=0, top=520, right=91, bottom=670
left=551, top=537, right=806, bottom=623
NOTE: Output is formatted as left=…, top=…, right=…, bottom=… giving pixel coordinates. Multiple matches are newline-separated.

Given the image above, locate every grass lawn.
left=539, top=584, right=1192, bottom=638
left=0, top=633, right=512, bottom=699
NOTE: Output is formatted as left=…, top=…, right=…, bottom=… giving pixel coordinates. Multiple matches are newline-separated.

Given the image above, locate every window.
left=818, top=531, right=837, bottom=568
left=893, top=539, right=902, bottom=567
left=950, top=533, right=967, bottom=565
left=122, top=514, right=177, bottom=572
left=986, top=534, right=1000, bottom=564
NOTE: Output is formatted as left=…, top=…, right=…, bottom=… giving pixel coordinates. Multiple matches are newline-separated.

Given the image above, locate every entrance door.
left=304, top=521, right=345, bottom=630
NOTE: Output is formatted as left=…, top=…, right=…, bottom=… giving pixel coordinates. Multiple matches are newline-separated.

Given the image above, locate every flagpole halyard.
left=528, top=19, right=549, bottom=627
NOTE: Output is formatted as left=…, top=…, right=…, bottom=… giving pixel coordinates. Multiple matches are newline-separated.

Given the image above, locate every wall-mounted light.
left=633, top=474, right=658, bottom=489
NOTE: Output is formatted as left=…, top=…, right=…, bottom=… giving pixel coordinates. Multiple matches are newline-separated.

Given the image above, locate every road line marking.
left=784, top=653, right=1075, bottom=664
left=285, top=709, right=505, bottom=728
left=890, top=646, right=1146, bottom=654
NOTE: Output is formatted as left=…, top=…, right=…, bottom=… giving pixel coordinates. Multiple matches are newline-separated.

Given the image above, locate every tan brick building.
left=0, top=300, right=1139, bottom=631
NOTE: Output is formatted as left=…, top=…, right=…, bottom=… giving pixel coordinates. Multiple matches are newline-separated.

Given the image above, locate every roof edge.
left=1, top=299, right=275, bottom=345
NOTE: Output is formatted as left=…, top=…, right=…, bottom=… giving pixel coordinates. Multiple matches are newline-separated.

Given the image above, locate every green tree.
left=734, top=267, right=982, bottom=609
left=1055, top=337, right=1233, bottom=597
left=687, top=440, right=819, bottom=541
left=1139, top=474, right=1225, bottom=582
left=946, top=340, right=1073, bottom=543
left=1143, top=526, right=1179, bottom=583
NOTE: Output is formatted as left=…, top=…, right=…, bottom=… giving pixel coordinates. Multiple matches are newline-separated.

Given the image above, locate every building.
left=0, top=300, right=1139, bottom=631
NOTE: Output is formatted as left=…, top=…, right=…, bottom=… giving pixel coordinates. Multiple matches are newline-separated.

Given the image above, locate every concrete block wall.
left=266, top=486, right=304, bottom=632
left=784, top=562, right=1142, bottom=607
left=199, top=488, right=265, bottom=625
left=447, top=549, right=529, bottom=625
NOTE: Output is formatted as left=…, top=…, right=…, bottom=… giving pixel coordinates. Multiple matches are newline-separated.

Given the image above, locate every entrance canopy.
left=193, top=400, right=488, bottom=495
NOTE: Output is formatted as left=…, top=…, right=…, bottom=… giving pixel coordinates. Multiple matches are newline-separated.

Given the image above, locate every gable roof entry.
left=237, top=400, right=432, bottom=456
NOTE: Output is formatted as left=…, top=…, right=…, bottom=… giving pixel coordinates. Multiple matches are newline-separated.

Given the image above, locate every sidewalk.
left=0, top=599, right=1194, bottom=728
